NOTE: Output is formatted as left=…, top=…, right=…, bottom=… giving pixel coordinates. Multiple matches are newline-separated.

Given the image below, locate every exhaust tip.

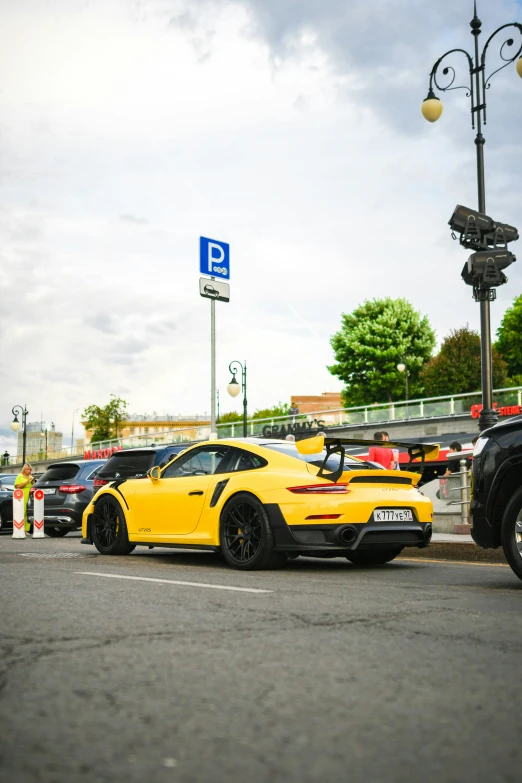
left=425, top=523, right=433, bottom=543
left=339, top=525, right=357, bottom=545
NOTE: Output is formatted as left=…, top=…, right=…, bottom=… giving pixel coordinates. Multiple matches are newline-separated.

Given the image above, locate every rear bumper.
left=28, top=514, right=82, bottom=529
left=265, top=504, right=431, bottom=552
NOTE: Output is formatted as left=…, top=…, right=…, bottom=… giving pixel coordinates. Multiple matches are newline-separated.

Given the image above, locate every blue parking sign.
left=200, top=236, right=230, bottom=280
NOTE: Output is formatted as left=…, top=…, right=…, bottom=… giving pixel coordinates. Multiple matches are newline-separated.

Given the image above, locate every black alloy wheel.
left=501, top=486, right=522, bottom=582
left=0, top=509, right=4, bottom=532
left=220, top=493, right=285, bottom=571
left=45, top=527, right=69, bottom=538
left=92, top=495, right=135, bottom=556
left=346, top=547, right=403, bottom=566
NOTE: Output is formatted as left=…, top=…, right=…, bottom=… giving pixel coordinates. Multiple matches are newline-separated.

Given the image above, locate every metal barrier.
left=448, top=459, right=472, bottom=526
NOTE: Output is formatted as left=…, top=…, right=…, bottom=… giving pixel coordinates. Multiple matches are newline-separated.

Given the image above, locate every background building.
left=83, top=414, right=210, bottom=446
left=290, top=393, right=342, bottom=414
left=18, top=422, right=63, bottom=460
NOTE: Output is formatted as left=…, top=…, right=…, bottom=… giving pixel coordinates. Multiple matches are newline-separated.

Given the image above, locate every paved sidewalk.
left=432, top=532, right=474, bottom=543
left=402, top=531, right=507, bottom=564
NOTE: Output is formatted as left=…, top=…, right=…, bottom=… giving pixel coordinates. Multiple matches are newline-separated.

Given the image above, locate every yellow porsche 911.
left=82, top=435, right=438, bottom=570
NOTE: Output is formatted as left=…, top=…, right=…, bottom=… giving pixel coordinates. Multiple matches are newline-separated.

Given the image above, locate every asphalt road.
left=1, top=532, right=521, bottom=783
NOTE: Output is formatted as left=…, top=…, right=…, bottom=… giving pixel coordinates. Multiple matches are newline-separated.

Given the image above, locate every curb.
left=402, top=541, right=507, bottom=564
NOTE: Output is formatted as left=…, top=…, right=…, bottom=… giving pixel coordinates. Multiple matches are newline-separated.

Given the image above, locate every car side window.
left=227, top=448, right=268, bottom=473
left=162, top=447, right=230, bottom=478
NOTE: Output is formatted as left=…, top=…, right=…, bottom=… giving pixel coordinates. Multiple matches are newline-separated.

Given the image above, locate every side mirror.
left=148, top=465, right=161, bottom=483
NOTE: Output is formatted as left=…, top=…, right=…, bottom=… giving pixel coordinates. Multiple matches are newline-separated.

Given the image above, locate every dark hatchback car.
left=0, top=486, right=15, bottom=532
left=93, top=444, right=195, bottom=490
left=470, top=415, right=522, bottom=581
left=28, top=460, right=106, bottom=537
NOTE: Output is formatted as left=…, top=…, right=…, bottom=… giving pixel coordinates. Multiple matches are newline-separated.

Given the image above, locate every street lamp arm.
left=481, top=23, right=522, bottom=91
left=429, top=48, right=474, bottom=95
left=228, top=360, right=243, bottom=377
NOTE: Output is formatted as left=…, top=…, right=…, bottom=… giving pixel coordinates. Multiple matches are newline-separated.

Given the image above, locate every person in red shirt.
left=368, top=432, right=395, bottom=470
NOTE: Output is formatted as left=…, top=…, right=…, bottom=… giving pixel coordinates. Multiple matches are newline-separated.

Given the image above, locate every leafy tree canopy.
left=252, top=403, right=290, bottom=420
left=219, top=403, right=291, bottom=424
left=218, top=411, right=243, bottom=423
left=421, top=326, right=507, bottom=397
left=83, top=395, right=129, bottom=443
left=328, top=298, right=436, bottom=406
left=496, top=293, right=522, bottom=378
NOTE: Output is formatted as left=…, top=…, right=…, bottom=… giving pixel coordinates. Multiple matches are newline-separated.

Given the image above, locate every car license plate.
left=43, top=488, right=56, bottom=495
left=374, top=509, right=413, bottom=522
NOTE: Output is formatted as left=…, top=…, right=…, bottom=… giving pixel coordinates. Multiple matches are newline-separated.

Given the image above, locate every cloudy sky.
left=1, top=0, right=521, bottom=452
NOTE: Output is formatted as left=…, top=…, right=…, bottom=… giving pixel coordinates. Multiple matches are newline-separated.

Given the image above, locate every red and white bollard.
left=12, top=489, right=26, bottom=539
left=33, top=489, right=45, bottom=538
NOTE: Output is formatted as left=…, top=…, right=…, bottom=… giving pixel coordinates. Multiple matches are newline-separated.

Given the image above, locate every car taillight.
left=30, top=487, right=36, bottom=495
left=93, top=478, right=108, bottom=488
left=59, top=484, right=87, bottom=494
left=287, top=483, right=350, bottom=494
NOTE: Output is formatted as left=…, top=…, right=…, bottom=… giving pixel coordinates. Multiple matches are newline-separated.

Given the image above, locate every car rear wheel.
left=0, top=509, right=4, bottom=532
left=220, top=493, right=285, bottom=571
left=45, top=527, right=69, bottom=537
left=500, top=486, right=522, bottom=582
left=346, top=547, right=403, bottom=566
left=92, top=496, right=135, bottom=556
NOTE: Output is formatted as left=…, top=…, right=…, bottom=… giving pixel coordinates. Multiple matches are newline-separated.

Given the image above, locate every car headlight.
left=473, top=437, right=489, bottom=457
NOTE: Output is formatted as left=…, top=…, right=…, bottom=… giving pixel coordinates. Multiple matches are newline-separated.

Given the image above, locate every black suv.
left=93, top=444, right=195, bottom=490
left=29, top=459, right=106, bottom=537
left=470, top=415, right=522, bottom=580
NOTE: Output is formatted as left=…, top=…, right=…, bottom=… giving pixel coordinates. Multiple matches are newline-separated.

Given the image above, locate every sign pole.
left=199, top=236, right=230, bottom=438
left=211, top=284, right=216, bottom=434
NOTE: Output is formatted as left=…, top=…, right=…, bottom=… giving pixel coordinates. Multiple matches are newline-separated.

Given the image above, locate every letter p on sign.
left=200, top=237, right=230, bottom=280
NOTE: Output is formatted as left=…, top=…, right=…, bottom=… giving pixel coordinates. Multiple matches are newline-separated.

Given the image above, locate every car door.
left=132, top=445, right=231, bottom=538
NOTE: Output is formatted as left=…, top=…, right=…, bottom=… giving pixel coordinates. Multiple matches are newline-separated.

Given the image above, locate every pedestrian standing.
left=368, top=432, right=395, bottom=470
left=381, top=431, right=400, bottom=470
left=14, top=463, right=36, bottom=533
left=444, top=442, right=463, bottom=476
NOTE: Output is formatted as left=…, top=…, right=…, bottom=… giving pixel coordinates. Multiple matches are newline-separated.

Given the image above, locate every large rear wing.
left=296, top=434, right=440, bottom=483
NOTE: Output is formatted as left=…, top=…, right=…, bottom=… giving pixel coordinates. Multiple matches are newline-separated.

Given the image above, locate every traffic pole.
left=33, top=489, right=45, bottom=538
left=12, top=489, right=26, bottom=538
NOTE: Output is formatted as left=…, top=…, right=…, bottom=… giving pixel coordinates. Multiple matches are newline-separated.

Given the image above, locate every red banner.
left=470, top=403, right=521, bottom=419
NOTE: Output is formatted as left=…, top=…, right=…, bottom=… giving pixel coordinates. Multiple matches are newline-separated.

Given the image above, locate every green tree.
left=218, top=411, right=243, bottom=423
left=328, top=298, right=436, bottom=405
left=83, top=394, right=129, bottom=443
left=496, top=293, right=522, bottom=378
left=421, top=326, right=508, bottom=396
left=252, top=402, right=290, bottom=420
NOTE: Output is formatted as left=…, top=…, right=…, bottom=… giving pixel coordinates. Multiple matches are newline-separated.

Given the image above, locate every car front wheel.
left=92, top=496, right=135, bottom=555
left=500, top=486, right=522, bottom=582
left=346, top=548, right=403, bottom=566
left=220, top=493, right=285, bottom=571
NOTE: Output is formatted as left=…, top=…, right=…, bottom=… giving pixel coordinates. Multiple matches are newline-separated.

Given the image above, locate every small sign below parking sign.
left=200, top=236, right=230, bottom=280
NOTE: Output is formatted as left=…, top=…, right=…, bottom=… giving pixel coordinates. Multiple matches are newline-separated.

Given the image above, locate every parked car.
left=28, top=459, right=106, bottom=537
left=93, top=444, right=195, bottom=490
left=83, top=436, right=435, bottom=571
left=0, top=486, right=14, bottom=532
left=470, top=414, right=522, bottom=580
left=0, top=474, right=19, bottom=491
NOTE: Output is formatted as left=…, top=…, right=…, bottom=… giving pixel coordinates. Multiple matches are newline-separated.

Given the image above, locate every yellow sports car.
left=82, top=435, right=438, bottom=570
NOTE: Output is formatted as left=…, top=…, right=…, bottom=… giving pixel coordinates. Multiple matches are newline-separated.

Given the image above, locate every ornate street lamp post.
left=397, top=362, right=409, bottom=403
left=11, top=404, right=28, bottom=465
left=421, top=2, right=522, bottom=431
left=227, top=360, right=247, bottom=437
